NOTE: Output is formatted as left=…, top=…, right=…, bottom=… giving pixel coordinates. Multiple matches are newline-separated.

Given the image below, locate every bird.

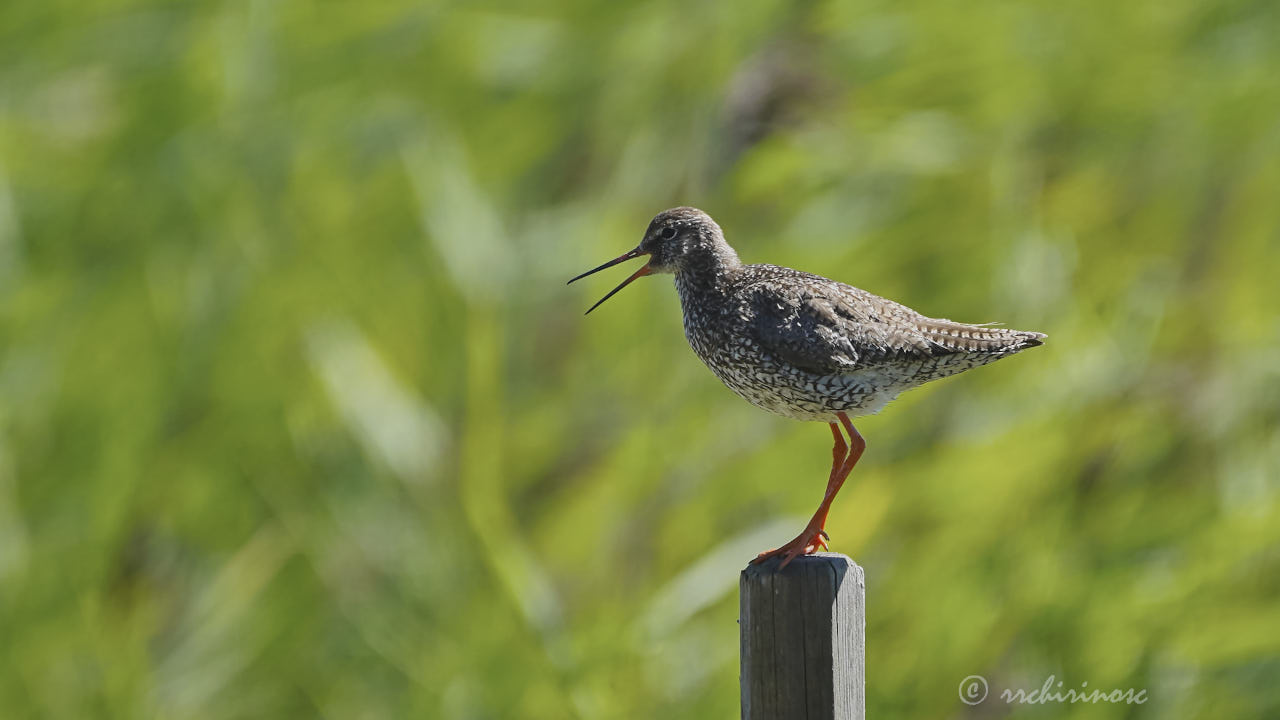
left=568, top=207, right=1045, bottom=568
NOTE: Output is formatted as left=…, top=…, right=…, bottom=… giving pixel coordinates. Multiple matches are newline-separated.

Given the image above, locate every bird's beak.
left=567, top=247, right=652, bottom=315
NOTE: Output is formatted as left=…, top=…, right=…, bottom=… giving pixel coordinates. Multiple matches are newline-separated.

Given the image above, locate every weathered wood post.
left=740, top=553, right=865, bottom=720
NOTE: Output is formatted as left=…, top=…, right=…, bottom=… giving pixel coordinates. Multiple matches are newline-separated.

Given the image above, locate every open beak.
left=567, top=248, right=652, bottom=315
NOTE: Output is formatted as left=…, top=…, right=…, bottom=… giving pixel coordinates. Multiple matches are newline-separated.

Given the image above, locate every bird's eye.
left=660, top=227, right=678, bottom=240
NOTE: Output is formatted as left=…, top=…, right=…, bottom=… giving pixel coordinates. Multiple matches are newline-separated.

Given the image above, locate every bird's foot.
left=752, top=528, right=830, bottom=570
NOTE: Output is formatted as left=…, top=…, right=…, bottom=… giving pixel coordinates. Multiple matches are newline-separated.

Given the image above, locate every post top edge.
left=741, top=553, right=863, bottom=578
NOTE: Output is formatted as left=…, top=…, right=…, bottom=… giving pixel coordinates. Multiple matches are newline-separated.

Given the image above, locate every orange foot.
left=752, top=528, right=830, bottom=570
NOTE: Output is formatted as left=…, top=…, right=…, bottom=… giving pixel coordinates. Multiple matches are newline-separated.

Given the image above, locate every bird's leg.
left=754, top=413, right=866, bottom=569
left=812, top=413, right=865, bottom=535
left=810, top=422, right=848, bottom=550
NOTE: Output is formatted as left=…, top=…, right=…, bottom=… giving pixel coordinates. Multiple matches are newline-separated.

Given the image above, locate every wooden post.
left=740, top=553, right=865, bottom=720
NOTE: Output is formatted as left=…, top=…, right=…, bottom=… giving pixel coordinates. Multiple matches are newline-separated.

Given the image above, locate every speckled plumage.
left=648, top=207, right=1045, bottom=422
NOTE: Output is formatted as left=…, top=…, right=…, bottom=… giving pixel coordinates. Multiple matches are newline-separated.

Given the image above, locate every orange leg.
left=753, top=412, right=866, bottom=569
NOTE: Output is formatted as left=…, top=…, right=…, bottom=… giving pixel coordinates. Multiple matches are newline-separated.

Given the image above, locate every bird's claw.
left=752, top=527, right=831, bottom=570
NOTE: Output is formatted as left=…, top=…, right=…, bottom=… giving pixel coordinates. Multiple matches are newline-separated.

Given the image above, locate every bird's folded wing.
left=746, top=281, right=945, bottom=376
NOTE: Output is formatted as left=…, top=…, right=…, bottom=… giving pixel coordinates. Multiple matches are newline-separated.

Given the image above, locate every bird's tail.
left=917, top=318, right=1046, bottom=354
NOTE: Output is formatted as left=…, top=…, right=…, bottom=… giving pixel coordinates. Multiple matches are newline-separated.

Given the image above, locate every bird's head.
left=568, top=207, right=740, bottom=314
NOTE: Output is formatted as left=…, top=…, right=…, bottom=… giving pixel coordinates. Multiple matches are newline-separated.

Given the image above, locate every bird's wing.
left=747, top=291, right=862, bottom=376
left=745, top=271, right=1027, bottom=375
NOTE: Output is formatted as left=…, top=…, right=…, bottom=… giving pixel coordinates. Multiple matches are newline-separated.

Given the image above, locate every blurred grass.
left=1, top=0, right=1279, bottom=718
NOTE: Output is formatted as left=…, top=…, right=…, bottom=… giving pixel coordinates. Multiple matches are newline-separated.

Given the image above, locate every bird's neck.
left=673, top=248, right=742, bottom=312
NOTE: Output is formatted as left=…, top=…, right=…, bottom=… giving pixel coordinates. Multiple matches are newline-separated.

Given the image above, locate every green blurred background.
left=2, top=1, right=1279, bottom=718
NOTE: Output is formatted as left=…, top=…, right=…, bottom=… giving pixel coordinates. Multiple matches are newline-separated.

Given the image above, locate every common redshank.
left=569, top=207, right=1045, bottom=568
